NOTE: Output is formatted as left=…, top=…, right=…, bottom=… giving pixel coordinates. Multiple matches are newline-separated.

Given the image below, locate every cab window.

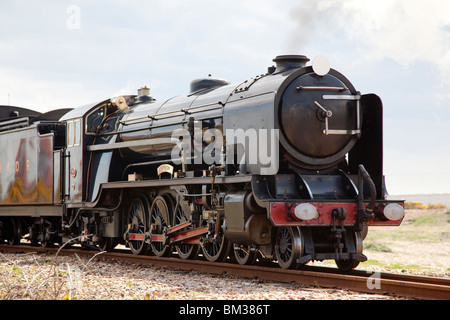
left=86, top=106, right=105, bottom=134
left=67, top=119, right=81, bottom=147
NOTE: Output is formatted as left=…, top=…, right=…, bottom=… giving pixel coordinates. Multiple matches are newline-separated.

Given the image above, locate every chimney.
left=272, top=55, right=310, bottom=73
left=136, top=86, right=153, bottom=103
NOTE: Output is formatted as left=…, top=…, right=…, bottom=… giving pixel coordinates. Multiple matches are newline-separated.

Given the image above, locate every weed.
left=361, top=259, right=385, bottom=267
left=409, top=214, right=438, bottom=226
left=388, top=263, right=422, bottom=270
left=364, top=243, right=392, bottom=252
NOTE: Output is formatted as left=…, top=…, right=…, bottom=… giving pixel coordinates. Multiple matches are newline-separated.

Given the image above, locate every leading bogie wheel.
left=275, top=226, right=304, bottom=269
left=233, top=244, right=257, bottom=265
left=335, top=231, right=363, bottom=271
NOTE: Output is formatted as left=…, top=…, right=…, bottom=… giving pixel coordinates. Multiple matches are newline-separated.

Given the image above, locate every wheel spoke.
left=127, top=196, right=149, bottom=255
left=234, top=244, right=257, bottom=265
left=173, top=201, right=199, bottom=260
left=275, top=227, right=304, bottom=269
left=201, top=222, right=229, bottom=262
left=150, top=195, right=172, bottom=257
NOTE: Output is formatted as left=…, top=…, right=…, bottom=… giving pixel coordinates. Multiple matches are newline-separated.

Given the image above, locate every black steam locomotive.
left=0, top=55, right=404, bottom=271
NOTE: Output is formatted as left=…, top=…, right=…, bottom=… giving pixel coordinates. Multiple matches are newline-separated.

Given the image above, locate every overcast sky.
left=1, top=0, right=449, bottom=195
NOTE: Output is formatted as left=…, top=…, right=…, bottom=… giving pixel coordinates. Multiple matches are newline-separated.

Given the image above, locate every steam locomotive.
left=0, top=55, right=404, bottom=271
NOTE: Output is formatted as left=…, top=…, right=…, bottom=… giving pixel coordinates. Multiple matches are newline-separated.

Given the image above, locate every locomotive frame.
left=0, top=55, right=404, bottom=271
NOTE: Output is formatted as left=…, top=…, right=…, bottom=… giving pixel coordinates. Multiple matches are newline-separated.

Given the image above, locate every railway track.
left=1, top=244, right=449, bottom=300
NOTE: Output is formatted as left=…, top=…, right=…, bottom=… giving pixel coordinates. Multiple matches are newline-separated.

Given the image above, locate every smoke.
left=288, top=0, right=450, bottom=87
left=287, top=1, right=339, bottom=52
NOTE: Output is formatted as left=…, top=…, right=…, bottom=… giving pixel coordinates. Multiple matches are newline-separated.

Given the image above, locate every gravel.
left=0, top=251, right=409, bottom=301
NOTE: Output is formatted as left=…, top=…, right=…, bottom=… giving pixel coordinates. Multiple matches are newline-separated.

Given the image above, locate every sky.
left=0, top=0, right=449, bottom=195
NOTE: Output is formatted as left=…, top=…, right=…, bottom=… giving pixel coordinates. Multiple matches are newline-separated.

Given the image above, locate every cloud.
left=289, top=0, right=450, bottom=87
left=0, top=0, right=448, bottom=193
left=0, top=65, right=104, bottom=112
left=0, top=0, right=295, bottom=111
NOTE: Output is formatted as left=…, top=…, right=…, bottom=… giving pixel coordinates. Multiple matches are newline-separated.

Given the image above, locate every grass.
left=409, top=213, right=439, bottom=226
left=364, top=243, right=392, bottom=253
left=360, top=259, right=425, bottom=271
left=365, top=208, right=450, bottom=242
left=365, top=229, right=432, bottom=241
left=0, top=251, right=104, bottom=300
left=360, top=209, right=449, bottom=273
